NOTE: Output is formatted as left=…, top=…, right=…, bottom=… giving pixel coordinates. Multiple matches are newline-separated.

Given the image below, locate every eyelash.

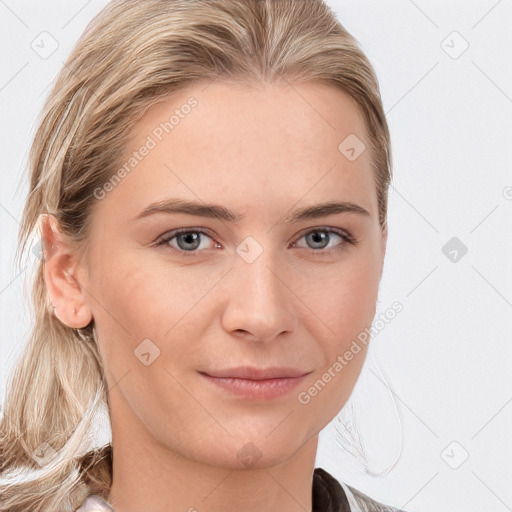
left=154, top=227, right=357, bottom=256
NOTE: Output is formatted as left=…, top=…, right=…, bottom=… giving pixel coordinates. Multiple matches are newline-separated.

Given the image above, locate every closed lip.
left=198, top=366, right=311, bottom=380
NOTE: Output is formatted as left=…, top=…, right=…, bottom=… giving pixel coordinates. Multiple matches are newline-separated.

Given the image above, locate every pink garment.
left=75, top=494, right=114, bottom=511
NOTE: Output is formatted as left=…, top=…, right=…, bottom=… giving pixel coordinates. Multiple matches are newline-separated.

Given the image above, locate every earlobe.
left=40, top=214, right=93, bottom=329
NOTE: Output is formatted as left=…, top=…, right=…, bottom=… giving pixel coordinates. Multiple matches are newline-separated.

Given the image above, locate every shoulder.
left=75, top=494, right=114, bottom=511
left=341, top=482, right=408, bottom=512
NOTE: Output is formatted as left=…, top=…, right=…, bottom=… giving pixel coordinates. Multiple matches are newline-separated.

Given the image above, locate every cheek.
left=299, top=253, right=380, bottom=346
left=92, top=255, right=222, bottom=374
left=295, top=257, right=378, bottom=425
left=98, top=255, right=214, bottom=333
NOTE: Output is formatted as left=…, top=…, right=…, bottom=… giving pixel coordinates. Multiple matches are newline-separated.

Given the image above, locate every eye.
left=291, top=227, right=356, bottom=253
left=154, top=226, right=356, bottom=256
left=155, top=229, right=219, bottom=255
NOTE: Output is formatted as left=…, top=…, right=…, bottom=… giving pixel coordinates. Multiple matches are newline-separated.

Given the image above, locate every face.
left=47, top=80, right=387, bottom=470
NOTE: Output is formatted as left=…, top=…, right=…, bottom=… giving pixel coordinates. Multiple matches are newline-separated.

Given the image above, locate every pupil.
left=178, top=232, right=200, bottom=250
left=309, top=232, right=328, bottom=249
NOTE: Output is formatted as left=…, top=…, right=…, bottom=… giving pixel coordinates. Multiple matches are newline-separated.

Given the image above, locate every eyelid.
left=153, top=227, right=219, bottom=249
left=290, top=226, right=356, bottom=252
left=293, top=225, right=355, bottom=244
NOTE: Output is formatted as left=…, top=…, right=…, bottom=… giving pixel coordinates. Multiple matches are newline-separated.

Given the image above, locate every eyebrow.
left=134, top=198, right=371, bottom=223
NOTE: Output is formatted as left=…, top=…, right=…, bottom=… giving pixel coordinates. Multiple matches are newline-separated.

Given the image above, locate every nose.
left=220, top=247, right=298, bottom=343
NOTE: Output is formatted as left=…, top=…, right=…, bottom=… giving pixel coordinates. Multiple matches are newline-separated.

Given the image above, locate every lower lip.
left=199, top=373, right=309, bottom=400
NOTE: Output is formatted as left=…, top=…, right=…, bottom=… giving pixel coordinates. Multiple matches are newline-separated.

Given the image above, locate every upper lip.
left=199, top=366, right=311, bottom=380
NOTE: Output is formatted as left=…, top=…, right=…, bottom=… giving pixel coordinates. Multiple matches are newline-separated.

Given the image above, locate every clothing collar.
left=76, top=467, right=352, bottom=512
left=313, top=467, right=352, bottom=512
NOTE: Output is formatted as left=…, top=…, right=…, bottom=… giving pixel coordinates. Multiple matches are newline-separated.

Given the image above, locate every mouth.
left=198, top=366, right=311, bottom=380
left=198, top=367, right=312, bottom=401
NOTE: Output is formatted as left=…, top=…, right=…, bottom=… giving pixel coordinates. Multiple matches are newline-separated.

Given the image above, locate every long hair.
left=0, top=0, right=392, bottom=510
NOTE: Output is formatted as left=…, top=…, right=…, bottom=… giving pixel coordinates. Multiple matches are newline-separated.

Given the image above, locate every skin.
left=42, top=79, right=387, bottom=512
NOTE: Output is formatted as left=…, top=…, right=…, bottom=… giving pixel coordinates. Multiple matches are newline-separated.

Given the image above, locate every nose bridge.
left=220, top=241, right=297, bottom=342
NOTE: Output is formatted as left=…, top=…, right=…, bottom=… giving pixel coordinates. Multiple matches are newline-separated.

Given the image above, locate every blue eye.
left=154, top=227, right=356, bottom=255
left=292, top=228, right=355, bottom=252
left=155, top=229, right=218, bottom=253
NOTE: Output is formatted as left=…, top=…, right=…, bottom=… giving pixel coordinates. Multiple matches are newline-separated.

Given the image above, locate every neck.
left=105, top=391, right=319, bottom=512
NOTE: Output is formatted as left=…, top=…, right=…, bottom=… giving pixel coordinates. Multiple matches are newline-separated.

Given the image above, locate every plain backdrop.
left=1, top=1, right=511, bottom=511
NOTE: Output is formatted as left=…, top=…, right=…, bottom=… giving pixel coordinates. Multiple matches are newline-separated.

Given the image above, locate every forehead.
left=98, top=80, right=377, bottom=222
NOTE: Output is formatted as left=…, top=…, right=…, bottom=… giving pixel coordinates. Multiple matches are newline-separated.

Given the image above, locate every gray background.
left=1, top=1, right=511, bottom=511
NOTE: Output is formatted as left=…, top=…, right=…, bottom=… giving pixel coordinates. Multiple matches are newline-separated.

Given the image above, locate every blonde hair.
left=0, top=0, right=392, bottom=510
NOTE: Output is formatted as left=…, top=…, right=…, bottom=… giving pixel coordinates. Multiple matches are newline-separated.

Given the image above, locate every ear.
left=40, top=214, right=93, bottom=329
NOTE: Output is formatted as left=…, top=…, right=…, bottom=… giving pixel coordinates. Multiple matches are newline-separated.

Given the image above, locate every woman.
left=0, top=0, right=407, bottom=511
